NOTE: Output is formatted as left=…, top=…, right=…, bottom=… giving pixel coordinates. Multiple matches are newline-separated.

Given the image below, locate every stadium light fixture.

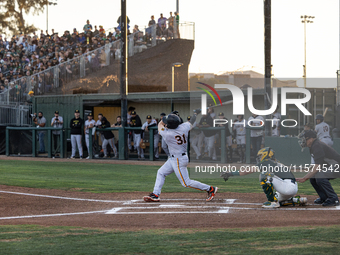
left=172, top=62, right=183, bottom=92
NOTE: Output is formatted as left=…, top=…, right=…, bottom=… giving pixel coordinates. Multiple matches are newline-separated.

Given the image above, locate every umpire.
left=297, top=130, right=339, bottom=206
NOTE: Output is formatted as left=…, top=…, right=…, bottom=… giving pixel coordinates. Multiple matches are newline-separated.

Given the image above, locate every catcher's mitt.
left=220, top=171, right=234, bottom=182
left=140, top=140, right=146, bottom=149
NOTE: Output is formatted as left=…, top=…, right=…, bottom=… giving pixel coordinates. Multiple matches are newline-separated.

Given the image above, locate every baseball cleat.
left=206, top=186, right=218, bottom=202
left=262, top=201, right=280, bottom=208
left=322, top=199, right=340, bottom=207
left=314, top=198, right=325, bottom=204
left=143, top=193, right=160, bottom=202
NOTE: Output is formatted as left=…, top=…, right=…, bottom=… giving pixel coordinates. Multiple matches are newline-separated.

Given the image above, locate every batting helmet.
left=316, top=114, right=324, bottom=122
left=256, top=147, right=275, bottom=163
left=163, top=114, right=180, bottom=129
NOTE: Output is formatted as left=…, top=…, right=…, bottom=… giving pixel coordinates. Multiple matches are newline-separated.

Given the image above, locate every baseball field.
left=0, top=156, right=340, bottom=254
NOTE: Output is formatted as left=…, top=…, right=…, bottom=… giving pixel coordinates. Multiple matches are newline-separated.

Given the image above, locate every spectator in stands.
left=93, top=26, right=99, bottom=37
left=158, top=13, right=167, bottom=28
left=99, top=25, right=105, bottom=34
left=117, top=15, right=130, bottom=30
left=148, top=15, right=156, bottom=27
left=175, top=12, right=180, bottom=38
left=83, top=20, right=93, bottom=32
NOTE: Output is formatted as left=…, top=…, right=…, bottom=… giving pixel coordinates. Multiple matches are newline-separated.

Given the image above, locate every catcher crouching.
left=221, top=147, right=307, bottom=208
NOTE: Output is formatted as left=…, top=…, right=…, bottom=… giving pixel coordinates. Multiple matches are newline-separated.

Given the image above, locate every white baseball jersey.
left=315, top=122, right=331, bottom=140
left=85, top=119, right=96, bottom=134
left=159, top=122, right=191, bottom=156
left=96, top=119, right=102, bottom=126
left=142, top=119, right=158, bottom=134
left=233, top=120, right=246, bottom=136
left=271, top=118, right=280, bottom=137
left=248, top=115, right=264, bottom=137
left=273, top=112, right=281, bottom=121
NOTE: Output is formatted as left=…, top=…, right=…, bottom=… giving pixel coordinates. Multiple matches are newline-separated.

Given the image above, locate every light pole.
left=172, top=62, right=183, bottom=92
left=301, top=15, right=315, bottom=88
left=46, top=1, right=57, bottom=32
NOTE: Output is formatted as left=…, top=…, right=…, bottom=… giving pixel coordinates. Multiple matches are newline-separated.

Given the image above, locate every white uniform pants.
left=236, top=135, right=245, bottom=145
left=272, top=175, right=298, bottom=202
left=206, top=135, right=216, bottom=159
left=71, top=134, right=83, bottom=157
left=133, top=133, right=143, bottom=157
left=153, top=155, right=211, bottom=195
left=102, top=138, right=118, bottom=156
left=191, top=132, right=204, bottom=157
left=85, top=134, right=94, bottom=156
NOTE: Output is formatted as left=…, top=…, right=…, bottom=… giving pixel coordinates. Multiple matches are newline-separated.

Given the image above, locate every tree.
left=0, top=0, right=52, bottom=36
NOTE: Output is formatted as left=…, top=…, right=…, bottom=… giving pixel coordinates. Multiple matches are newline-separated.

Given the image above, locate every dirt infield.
left=1, top=185, right=340, bottom=230
left=1, top=156, right=340, bottom=230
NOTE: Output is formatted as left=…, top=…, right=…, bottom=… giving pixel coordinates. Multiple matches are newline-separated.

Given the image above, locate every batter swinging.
left=143, top=113, right=218, bottom=202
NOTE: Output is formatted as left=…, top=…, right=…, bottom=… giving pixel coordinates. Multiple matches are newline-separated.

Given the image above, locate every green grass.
left=0, top=160, right=339, bottom=195
left=0, top=225, right=339, bottom=254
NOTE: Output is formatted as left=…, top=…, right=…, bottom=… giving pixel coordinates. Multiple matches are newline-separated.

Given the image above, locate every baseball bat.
left=323, top=107, right=328, bottom=117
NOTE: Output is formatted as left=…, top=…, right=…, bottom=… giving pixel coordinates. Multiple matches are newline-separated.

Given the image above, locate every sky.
left=25, top=0, right=339, bottom=82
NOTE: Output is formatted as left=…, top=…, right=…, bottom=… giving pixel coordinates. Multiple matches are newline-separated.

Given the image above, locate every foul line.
left=0, top=210, right=108, bottom=220
left=0, top=190, right=124, bottom=203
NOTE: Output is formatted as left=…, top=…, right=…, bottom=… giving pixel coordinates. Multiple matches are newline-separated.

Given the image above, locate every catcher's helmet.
left=163, top=114, right=180, bottom=129
left=257, top=147, right=275, bottom=163
left=298, top=129, right=317, bottom=149
left=316, top=114, right=324, bottom=122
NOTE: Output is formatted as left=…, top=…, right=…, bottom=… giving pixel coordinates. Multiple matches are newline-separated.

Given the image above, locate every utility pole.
left=264, top=0, right=272, bottom=137
left=120, top=0, right=128, bottom=159
left=301, top=15, right=315, bottom=88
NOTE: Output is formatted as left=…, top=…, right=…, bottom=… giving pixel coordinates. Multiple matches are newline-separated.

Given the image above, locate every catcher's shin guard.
left=260, top=177, right=277, bottom=202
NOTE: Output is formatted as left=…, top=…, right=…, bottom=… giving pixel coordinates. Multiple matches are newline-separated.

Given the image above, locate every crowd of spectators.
left=0, top=12, right=180, bottom=103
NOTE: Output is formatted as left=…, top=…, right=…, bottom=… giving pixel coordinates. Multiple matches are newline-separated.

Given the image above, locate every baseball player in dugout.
left=69, top=110, right=83, bottom=159
left=129, top=110, right=144, bottom=159
left=34, top=111, right=46, bottom=154
left=143, top=112, right=218, bottom=202
left=198, top=113, right=217, bottom=160
left=99, top=117, right=118, bottom=159
left=297, top=129, right=340, bottom=206
left=141, top=115, right=160, bottom=159
left=51, top=111, right=63, bottom=157
left=221, top=147, right=307, bottom=208
left=233, top=115, right=246, bottom=163
left=127, top=107, right=136, bottom=152
left=216, top=112, right=233, bottom=163
left=84, top=113, right=96, bottom=159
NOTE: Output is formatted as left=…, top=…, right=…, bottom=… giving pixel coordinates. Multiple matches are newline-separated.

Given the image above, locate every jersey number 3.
left=175, top=134, right=187, bottom=145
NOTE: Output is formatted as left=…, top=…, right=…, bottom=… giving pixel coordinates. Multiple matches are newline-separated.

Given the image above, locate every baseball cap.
left=88, top=113, right=93, bottom=117
left=160, top=113, right=166, bottom=117
left=187, top=116, right=191, bottom=121
left=146, top=115, right=152, bottom=119
left=54, top=110, right=59, bottom=114
left=131, top=111, right=136, bottom=115
left=218, top=112, right=224, bottom=116
left=75, top=110, right=80, bottom=113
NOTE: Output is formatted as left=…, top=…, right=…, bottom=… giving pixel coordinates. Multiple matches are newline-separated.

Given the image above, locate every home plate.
left=105, top=208, right=122, bottom=214
left=159, top=204, right=184, bottom=207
